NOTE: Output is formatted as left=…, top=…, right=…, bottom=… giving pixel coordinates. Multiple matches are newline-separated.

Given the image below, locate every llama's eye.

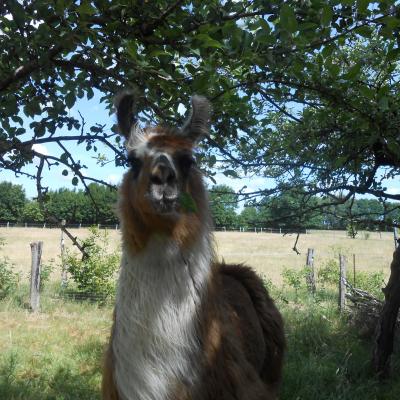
left=127, top=154, right=143, bottom=178
left=177, top=154, right=196, bottom=171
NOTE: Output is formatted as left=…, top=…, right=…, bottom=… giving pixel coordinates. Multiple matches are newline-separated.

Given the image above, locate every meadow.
left=0, top=227, right=399, bottom=399
left=0, top=227, right=395, bottom=284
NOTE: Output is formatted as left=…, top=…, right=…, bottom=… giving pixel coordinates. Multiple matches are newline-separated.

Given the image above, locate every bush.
left=282, top=267, right=307, bottom=292
left=0, top=259, right=19, bottom=300
left=353, top=270, right=385, bottom=299
left=318, top=259, right=339, bottom=287
left=0, top=238, right=19, bottom=300
left=64, top=227, right=120, bottom=299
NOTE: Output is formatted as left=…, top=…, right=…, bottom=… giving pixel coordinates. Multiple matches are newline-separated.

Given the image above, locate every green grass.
left=0, top=285, right=399, bottom=399
left=0, top=284, right=110, bottom=400
left=274, top=285, right=400, bottom=400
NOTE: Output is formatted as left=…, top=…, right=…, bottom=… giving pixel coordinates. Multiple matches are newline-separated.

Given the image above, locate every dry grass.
left=0, top=227, right=395, bottom=285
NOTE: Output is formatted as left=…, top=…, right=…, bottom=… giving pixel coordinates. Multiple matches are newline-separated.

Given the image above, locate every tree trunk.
left=372, top=243, right=400, bottom=378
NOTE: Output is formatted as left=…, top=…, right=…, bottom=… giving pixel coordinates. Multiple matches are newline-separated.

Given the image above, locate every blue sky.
left=1, top=90, right=399, bottom=205
left=1, top=91, right=271, bottom=204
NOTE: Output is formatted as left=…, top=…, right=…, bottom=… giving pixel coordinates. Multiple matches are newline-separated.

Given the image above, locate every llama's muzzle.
left=148, top=154, right=179, bottom=214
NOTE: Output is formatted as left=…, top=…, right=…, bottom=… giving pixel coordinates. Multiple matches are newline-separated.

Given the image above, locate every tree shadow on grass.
left=280, top=299, right=400, bottom=400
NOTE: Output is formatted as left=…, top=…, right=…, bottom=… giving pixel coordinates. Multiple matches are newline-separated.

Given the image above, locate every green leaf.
left=343, top=63, right=361, bottom=80
left=72, top=177, right=79, bottom=186
left=280, top=4, right=298, bottom=33
left=179, top=192, right=197, bottom=213
left=357, top=0, right=370, bottom=14
left=355, top=26, right=372, bottom=38
left=321, top=5, right=333, bottom=26
left=386, top=48, right=400, bottom=62
left=65, top=92, right=76, bottom=109
left=360, top=86, right=375, bottom=100
left=62, top=169, right=68, bottom=176
left=194, top=34, right=223, bottom=49
left=77, top=1, right=97, bottom=15
left=378, top=96, right=389, bottom=111
left=223, top=169, right=239, bottom=178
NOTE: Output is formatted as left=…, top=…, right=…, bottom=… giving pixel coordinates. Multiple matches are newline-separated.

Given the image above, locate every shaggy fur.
left=102, top=94, right=285, bottom=400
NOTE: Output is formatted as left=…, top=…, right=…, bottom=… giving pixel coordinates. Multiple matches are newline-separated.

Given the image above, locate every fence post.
left=30, top=241, right=43, bottom=312
left=394, top=227, right=399, bottom=249
left=353, top=253, right=356, bottom=286
left=60, top=219, right=67, bottom=287
left=305, top=248, right=316, bottom=294
left=339, top=254, right=347, bottom=312
left=7, top=221, right=9, bottom=228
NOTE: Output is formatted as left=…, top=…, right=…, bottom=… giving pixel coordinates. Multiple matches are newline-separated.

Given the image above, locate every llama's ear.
left=181, top=95, right=211, bottom=143
left=114, top=90, right=137, bottom=139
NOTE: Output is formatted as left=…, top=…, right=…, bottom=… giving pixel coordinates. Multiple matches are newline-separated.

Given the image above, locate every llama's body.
left=113, top=234, right=212, bottom=400
left=102, top=93, right=285, bottom=400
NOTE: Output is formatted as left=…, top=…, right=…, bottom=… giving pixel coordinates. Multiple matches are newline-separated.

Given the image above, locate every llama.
left=102, top=93, right=285, bottom=400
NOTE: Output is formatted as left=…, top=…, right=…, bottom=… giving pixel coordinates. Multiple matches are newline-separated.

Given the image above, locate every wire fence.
left=0, top=221, right=309, bottom=234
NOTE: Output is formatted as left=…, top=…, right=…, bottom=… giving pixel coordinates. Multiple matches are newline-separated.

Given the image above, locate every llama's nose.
left=150, top=155, right=176, bottom=185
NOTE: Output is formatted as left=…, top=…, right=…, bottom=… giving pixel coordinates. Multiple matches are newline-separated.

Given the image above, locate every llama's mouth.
left=152, top=196, right=178, bottom=214
left=148, top=185, right=179, bottom=215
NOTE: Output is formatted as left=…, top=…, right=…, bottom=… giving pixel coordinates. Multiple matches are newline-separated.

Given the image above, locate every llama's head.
left=116, top=92, right=212, bottom=249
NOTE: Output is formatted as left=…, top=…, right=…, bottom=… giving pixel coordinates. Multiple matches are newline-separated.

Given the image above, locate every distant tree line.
left=1, top=181, right=399, bottom=230
left=0, top=181, right=118, bottom=225
left=209, top=185, right=400, bottom=231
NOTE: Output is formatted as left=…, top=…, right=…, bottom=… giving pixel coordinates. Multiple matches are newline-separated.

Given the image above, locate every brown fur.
left=103, top=263, right=285, bottom=400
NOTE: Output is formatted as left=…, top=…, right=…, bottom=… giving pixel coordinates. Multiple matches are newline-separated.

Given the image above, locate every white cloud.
left=32, top=143, right=49, bottom=156
left=106, top=174, right=122, bottom=185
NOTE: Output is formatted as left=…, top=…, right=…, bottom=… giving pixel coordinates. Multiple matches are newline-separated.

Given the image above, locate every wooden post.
left=353, top=253, right=356, bottom=286
left=6, top=221, right=9, bottom=228
left=394, top=227, right=398, bottom=249
left=305, top=248, right=316, bottom=294
left=60, top=219, right=67, bottom=287
left=30, top=241, right=43, bottom=312
left=339, top=254, right=346, bottom=312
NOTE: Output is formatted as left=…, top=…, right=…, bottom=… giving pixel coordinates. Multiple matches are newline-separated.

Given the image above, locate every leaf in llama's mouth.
left=179, top=192, right=198, bottom=213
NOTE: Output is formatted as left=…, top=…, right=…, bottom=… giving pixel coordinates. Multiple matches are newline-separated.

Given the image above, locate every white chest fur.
left=112, top=235, right=212, bottom=400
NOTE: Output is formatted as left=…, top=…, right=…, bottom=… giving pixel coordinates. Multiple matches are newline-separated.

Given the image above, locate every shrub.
left=282, top=267, right=307, bottom=292
left=353, top=270, right=385, bottom=299
left=27, top=260, right=54, bottom=292
left=65, top=227, right=120, bottom=299
left=346, top=223, right=358, bottom=238
left=318, top=259, right=339, bottom=286
left=0, top=238, right=19, bottom=300
left=39, top=261, right=54, bottom=291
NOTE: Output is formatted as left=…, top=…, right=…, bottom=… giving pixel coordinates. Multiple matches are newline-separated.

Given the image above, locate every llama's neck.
left=113, top=231, right=213, bottom=400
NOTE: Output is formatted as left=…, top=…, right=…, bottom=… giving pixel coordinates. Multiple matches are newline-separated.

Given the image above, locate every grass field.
left=1, top=228, right=399, bottom=399
left=1, top=285, right=399, bottom=400
left=0, top=227, right=396, bottom=285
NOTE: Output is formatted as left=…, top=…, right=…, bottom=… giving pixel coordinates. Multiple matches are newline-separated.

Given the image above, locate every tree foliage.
left=209, top=185, right=238, bottom=228
left=0, top=182, right=26, bottom=222
left=0, top=1, right=399, bottom=226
